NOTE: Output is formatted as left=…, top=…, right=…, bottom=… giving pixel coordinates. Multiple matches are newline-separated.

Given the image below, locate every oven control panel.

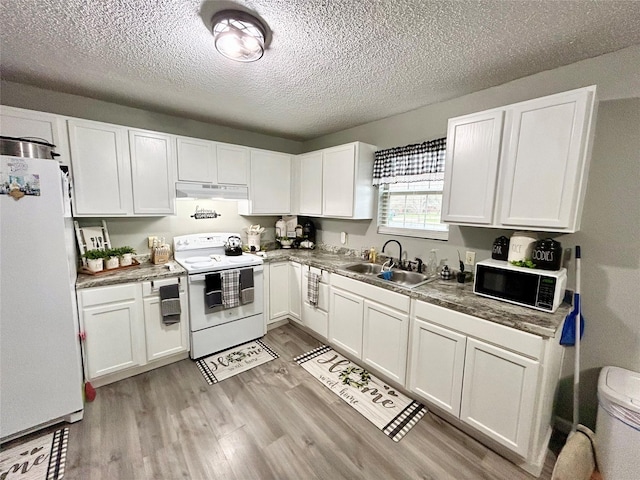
left=174, top=233, right=237, bottom=252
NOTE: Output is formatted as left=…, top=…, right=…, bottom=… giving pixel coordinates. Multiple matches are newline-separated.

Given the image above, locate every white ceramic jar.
left=507, top=231, right=538, bottom=263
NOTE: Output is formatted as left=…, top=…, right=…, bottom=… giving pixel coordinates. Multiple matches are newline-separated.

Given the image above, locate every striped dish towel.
left=222, top=270, right=240, bottom=308
left=307, top=271, right=320, bottom=306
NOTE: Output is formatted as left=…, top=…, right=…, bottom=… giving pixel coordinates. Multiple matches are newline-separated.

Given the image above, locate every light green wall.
left=0, top=80, right=304, bottom=154
left=302, top=44, right=640, bottom=430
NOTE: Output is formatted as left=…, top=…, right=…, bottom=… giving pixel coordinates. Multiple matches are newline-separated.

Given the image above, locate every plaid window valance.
left=372, top=137, right=446, bottom=186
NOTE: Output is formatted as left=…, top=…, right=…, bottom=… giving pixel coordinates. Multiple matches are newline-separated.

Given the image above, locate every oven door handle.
left=189, top=274, right=206, bottom=283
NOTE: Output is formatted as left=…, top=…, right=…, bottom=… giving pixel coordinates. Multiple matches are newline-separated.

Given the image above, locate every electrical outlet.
left=148, top=236, right=158, bottom=248
left=465, top=251, right=476, bottom=266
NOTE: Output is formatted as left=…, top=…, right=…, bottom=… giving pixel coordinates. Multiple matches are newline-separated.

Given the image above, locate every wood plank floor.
left=26, top=324, right=561, bottom=479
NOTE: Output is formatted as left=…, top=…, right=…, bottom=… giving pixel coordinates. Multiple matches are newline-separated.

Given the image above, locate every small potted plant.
left=117, top=246, right=136, bottom=266
left=84, top=249, right=106, bottom=272
left=104, top=248, right=120, bottom=269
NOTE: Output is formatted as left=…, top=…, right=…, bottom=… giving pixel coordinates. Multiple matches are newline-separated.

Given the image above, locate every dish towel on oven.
left=307, top=271, right=320, bottom=306
left=239, top=268, right=254, bottom=305
left=205, top=273, right=223, bottom=308
left=159, top=284, right=181, bottom=325
left=222, top=270, right=240, bottom=308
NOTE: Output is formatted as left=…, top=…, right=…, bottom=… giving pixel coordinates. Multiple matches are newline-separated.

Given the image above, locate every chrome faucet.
left=382, top=239, right=403, bottom=269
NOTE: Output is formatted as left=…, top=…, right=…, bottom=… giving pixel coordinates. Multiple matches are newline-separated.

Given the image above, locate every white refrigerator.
left=0, top=155, right=84, bottom=441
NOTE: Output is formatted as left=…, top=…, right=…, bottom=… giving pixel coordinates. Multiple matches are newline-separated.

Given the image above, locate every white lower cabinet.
left=268, top=261, right=290, bottom=323
left=328, top=287, right=364, bottom=358
left=77, top=277, right=189, bottom=386
left=301, top=266, right=330, bottom=339
left=408, top=318, right=466, bottom=416
left=362, top=300, right=409, bottom=385
left=288, top=261, right=302, bottom=321
left=79, top=283, right=144, bottom=379
left=329, top=275, right=410, bottom=379
left=460, top=338, right=539, bottom=457
left=407, top=299, right=556, bottom=475
left=142, top=279, right=189, bottom=362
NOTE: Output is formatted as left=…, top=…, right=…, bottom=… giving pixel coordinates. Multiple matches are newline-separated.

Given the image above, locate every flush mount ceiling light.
left=211, top=10, right=267, bottom=62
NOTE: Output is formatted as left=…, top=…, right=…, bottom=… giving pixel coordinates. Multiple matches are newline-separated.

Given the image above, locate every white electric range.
left=173, top=233, right=264, bottom=359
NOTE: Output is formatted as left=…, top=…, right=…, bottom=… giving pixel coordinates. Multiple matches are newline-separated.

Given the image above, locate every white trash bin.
left=596, top=366, right=640, bottom=480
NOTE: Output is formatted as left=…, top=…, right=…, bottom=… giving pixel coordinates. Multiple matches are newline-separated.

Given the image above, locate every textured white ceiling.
left=1, top=0, right=640, bottom=140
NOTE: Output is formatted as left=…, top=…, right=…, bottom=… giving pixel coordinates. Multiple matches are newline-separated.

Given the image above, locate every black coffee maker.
left=302, top=220, right=316, bottom=243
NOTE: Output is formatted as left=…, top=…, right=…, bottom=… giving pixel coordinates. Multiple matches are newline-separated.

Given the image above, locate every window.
left=378, top=180, right=448, bottom=240
left=373, top=138, right=449, bottom=240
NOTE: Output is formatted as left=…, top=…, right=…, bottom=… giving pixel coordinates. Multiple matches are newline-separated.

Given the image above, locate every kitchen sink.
left=376, top=270, right=435, bottom=288
left=342, top=262, right=435, bottom=288
left=342, top=263, right=383, bottom=275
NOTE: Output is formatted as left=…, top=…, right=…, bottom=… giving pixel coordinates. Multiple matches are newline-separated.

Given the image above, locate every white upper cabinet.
left=129, top=129, right=175, bottom=215
left=0, top=106, right=70, bottom=165
left=323, top=142, right=376, bottom=218
left=498, top=89, right=595, bottom=229
left=68, top=119, right=133, bottom=216
left=216, top=143, right=249, bottom=185
left=69, top=119, right=176, bottom=216
left=176, top=136, right=215, bottom=183
left=442, top=110, right=504, bottom=225
left=239, top=149, right=291, bottom=215
left=296, top=142, right=377, bottom=219
left=298, top=150, right=323, bottom=215
left=442, top=85, right=597, bottom=232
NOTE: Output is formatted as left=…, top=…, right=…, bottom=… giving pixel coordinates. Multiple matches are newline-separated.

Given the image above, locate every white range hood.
left=176, top=182, right=248, bottom=200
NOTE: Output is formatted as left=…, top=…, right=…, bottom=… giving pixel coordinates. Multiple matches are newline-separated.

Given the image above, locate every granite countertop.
left=76, top=258, right=186, bottom=289
left=262, top=249, right=569, bottom=339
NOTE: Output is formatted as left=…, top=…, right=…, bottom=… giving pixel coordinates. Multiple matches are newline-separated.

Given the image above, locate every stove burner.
left=184, top=256, right=212, bottom=264
left=191, top=261, right=215, bottom=269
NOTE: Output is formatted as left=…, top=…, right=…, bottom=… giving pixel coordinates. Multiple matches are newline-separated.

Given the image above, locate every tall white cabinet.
left=442, top=85, right=597, bottom=232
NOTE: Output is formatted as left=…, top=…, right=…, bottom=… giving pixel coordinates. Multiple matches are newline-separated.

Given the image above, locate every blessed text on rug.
left=0, top=427, right=68, bottom=480
left=295, top=345, right=426, bottom=442
left=196, top=338, right=279, bottom=385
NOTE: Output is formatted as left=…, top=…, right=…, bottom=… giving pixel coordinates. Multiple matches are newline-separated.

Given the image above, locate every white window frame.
left=377, top=180, right=449, bottom=241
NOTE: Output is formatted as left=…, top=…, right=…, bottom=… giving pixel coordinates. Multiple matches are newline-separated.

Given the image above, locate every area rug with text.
left=0, top=427, right=68, bottom=480
left=294, top=345, right=426, bottom=442
left=195, top=338, right=279, bottom=385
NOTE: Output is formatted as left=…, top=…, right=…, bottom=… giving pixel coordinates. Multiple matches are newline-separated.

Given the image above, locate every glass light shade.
left=212, top=10, right=266, bottom=62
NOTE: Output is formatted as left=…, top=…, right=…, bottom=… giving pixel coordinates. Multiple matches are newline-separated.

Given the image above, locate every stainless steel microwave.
left=473, top=259, right=567, bottom=313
